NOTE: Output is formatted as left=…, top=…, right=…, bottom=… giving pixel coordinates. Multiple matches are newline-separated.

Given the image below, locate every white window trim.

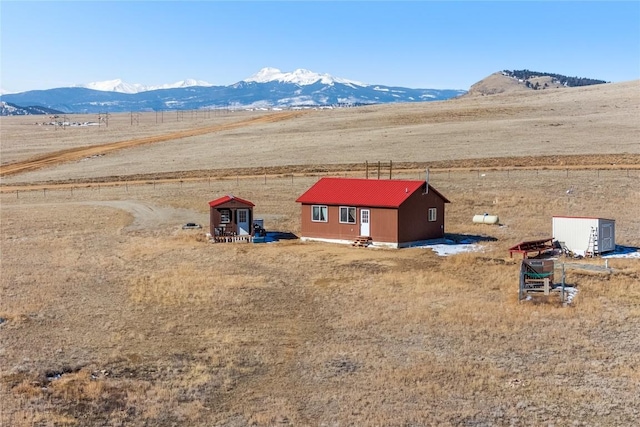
left=428, top=208, right=437, bottom=222
left=312, top=205, right=328, bottom=222
left=220, top=209, right=231, bottom=223
left=361, top=209, right=369, bottom=223
left=339, top=206, right=357, bottom=224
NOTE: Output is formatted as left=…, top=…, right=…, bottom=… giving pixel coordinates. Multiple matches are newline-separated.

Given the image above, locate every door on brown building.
left=237, top=209, right=250, bottom=235
left=360, top=209, right=370, bottom=237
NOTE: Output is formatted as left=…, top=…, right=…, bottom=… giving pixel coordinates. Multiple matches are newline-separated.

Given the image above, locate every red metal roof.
left=295, top=177, right=449, bottom=208
left=552, top=216, right=615, bottom=221
left=208, top=195, right=255, bottom=208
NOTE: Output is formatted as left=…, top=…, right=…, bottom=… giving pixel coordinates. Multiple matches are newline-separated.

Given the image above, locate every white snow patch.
left=563, top=286, right=579, bottom=304
left=407, top=238, right=483, bottom=256
left=277, top=96, right=315, bottom=105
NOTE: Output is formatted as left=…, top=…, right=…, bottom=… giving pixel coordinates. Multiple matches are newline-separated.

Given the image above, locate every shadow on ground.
left=257, top=231, right=299, bottom=243
left=602, top=245, right=640, bottom=259
left=444, top=233, right=499, bottom=244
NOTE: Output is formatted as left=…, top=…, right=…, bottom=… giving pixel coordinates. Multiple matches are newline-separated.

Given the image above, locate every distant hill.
left=0, top=101, right=64, bottom=116
left=465, top=70, right=609, bottom=97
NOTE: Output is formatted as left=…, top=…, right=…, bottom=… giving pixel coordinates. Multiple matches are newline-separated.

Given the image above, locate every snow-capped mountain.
left=76, top=69, right=363, bottom=94
left=244, top=67, right=365, bottom=87
left=76, top=78, right=214, bottom=94
left=0, top=68, right=467, bottom=114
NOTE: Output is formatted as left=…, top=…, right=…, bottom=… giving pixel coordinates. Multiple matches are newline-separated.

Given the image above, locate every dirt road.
left=0, top=111, right=307, bottom=177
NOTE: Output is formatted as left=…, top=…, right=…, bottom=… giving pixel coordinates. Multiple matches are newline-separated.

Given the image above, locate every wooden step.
left=352, top=236, right=372, bottom=247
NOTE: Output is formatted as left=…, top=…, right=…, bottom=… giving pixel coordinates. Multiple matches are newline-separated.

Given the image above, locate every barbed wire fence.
left=4, top=167, right=638, bottom=202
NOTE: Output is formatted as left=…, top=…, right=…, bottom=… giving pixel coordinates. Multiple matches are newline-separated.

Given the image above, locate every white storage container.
left=552, top=216, right=615, bottom=256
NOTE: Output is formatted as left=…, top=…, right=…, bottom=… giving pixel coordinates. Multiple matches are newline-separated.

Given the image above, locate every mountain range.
left=0, top=68, right=466, bottom=114
left=76, top=78, right=214, bottom=94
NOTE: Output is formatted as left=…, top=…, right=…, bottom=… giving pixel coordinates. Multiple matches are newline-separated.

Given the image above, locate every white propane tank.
left=473, top=214, right=499, bottom=224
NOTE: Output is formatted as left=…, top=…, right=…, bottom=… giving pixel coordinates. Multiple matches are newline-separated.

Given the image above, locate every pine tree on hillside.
left=502, top=69, right=607, bottom=87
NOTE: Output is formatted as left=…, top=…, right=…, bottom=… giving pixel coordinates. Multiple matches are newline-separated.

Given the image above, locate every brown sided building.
left=209, top=195, right=255, bottom=238
left=295, top=177, right=450, bottom=248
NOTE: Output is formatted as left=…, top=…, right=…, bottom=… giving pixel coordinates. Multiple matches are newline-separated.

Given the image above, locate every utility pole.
left=98, top=112, right=109, bottom=127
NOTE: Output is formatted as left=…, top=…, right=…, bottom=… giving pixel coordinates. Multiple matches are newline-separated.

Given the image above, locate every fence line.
left=2, top=167, right=638, bottom=201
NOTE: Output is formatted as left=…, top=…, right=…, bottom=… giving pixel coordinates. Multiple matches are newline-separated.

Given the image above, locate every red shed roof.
left=295, top=177, right=449, bottom=208
left=208, top=195, right=255, bottom=208
left=553, top=216, right=615, bottom=221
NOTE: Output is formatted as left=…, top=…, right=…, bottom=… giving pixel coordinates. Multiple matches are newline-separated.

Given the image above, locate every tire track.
left=0, top=111, right=307, bottom=177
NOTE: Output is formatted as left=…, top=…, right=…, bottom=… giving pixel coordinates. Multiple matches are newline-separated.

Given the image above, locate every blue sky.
left=1, top=1, right=639, bottom=93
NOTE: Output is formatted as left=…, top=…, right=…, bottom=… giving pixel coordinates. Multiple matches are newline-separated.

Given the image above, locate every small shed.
left=209, top=195, right=255, bottom=240
left=295, top=177, right=450, bottom=248
left=552, top=216, right=615, bottom=257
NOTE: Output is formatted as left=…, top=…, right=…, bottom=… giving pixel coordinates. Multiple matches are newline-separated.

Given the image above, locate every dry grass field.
left=1, top=80, right=639, bottom=426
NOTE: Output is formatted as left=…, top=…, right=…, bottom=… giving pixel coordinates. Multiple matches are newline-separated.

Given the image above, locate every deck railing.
left=212, top=234, right=252, bottom=243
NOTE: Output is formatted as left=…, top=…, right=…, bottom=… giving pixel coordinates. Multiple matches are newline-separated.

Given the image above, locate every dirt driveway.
left=83, top=200, right=207, bottom=231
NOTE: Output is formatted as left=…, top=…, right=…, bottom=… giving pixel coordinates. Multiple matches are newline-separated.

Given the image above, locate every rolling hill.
left=465, top=70, right=609, bottom=97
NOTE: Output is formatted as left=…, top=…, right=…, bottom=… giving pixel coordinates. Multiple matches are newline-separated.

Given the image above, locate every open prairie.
left=1, top=81, right=639, bottom=426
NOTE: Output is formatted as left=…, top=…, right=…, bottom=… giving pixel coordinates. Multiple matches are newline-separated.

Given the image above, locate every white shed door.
left=601, top=223, right=614, bottom=252
left=360, top=209, right=370, bottom=237
left=237, top=209, right=250, bottom=235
